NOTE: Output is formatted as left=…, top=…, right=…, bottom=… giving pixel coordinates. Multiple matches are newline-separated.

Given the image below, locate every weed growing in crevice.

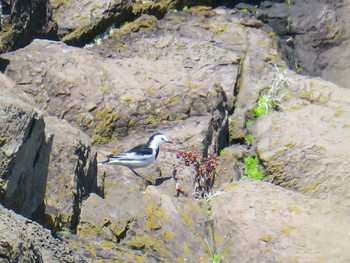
left=253, top=65, right=289, bottom=118
left=172, top=150, right=219, bottom=199
left=243, top=155, right=265, bottom=180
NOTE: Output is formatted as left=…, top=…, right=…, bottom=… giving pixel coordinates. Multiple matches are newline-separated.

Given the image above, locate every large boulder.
left=1, top=35, right=235, bottom=145
left=43, top=116, right=98, bottom=231
left=211, top=181, right=350, bottom=263
left=252, top=73, right=350, bottom=208
left=0, top=74, right=52, bottom=218
left=0, top=204, right=84, bottom=262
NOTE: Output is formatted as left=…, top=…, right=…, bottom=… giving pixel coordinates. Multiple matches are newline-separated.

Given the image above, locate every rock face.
left=212, top=181, right=350, bottom=263
left=0, top=74, right=52, bottom=218
left=1, top=35, right=234, bottom=146
left=0, top=204, right=84, bottom=262
left=0, top=0, right=57, bottom=53
left=1, top=2, right=350, bottom=262
left=259, top=0, right=350, bottom=88
left=253, top=73, right=350, bottom=208
left=44, top=116, right=98, bottom=230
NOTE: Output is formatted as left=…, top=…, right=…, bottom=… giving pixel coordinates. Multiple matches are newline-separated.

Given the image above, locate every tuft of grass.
left=253, top=65, right=288, bottom=118
left=245, top=134, right=254, bottom=145
left=254, top=95, right=273, bottom=117
left=243, top=156, right=264, bottom=180
left=212, top=253, right=221, bottom=263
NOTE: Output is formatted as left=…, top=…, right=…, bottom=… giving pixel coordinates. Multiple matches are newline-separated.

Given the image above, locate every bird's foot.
left=131, top=170, right=152, bottom=186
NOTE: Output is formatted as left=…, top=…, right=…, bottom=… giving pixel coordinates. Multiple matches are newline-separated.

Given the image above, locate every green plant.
left=243, top=156, right=264, bottom=180
left=245, top=134, right=254, bottom=145
left=212, top=253, right=221, bottom=263
left=253, top=64, right=288, bottom=118
left=253, top=96, right=273, bottom=117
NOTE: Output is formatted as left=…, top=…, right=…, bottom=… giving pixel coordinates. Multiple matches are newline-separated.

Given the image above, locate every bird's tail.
left=97, top=160, right=110, bottom=166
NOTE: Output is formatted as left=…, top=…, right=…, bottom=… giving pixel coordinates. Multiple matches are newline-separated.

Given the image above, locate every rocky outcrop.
left=43, top=116, right=98, bottom=231
left=0, top=74, right=52, bottom=218
left=211, top=181, right=350, bottom=262
left=0, top=0, right=57, bottom=53
left=1, top=2, right=350, bottom=262
left=50, top=0, right=212, bottom=46
left=252, top=73, right=350, bottom=208
left=1, top=34, right=234, bottom=146
left=258, top=0, right=350, bottom=88
left=0, top=204, right=84, bottom=262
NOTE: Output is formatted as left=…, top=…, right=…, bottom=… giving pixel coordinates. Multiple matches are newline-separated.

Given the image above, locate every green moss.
left=100, top=85, right=110, bottom=94
left=243, top=156, right=265, bottom=180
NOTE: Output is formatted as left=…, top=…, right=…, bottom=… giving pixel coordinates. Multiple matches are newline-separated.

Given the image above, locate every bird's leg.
left=130, top=169, right=152, bottom=186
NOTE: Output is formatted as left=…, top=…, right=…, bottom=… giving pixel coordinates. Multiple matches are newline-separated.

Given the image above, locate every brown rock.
left=211, top=181, right=350, bottom=262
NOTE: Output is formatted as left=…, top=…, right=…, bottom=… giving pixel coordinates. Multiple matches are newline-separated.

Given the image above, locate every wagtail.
left=98, top=133, right=172, bottom=179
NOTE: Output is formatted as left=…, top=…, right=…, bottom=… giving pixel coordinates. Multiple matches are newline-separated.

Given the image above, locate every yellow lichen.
left=280, top=225, right=296, bottom=235
left=260, top=235, right=274, bottom=242
left=162, top=231, right=175, bottom=242
left=182, top=242, right=193, bottom=257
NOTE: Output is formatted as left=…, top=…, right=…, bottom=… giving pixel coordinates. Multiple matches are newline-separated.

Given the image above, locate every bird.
left=98, top=133, right=172, bottom=180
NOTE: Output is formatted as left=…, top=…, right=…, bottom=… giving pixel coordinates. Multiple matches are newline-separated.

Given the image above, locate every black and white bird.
left=98, top=133, right=172, bottom=179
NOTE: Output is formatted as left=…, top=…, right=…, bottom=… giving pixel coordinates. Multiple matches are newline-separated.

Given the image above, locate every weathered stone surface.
left=252, top=73, right=350, bottom=208
left=51, top=0, right=133, bottom=45
left=0, top=204, right=84, bottom=262
left=211, top=181, right=350, bottom=263
left=43, top=116, right=98, bottom=231
left=50, top=0, right=212, bottom=46
left=0, top=0, right=57, bottom=53
left=1, top=35, right=235, bottom=145
left=0, top=74, right=52, bottom=218
left=258, top=0, right=350, bottom=88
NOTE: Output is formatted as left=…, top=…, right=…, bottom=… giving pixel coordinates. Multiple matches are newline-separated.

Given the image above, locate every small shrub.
left=173, top=150, right=219, bottom=199
left=243, top=156, right=264, bottom=180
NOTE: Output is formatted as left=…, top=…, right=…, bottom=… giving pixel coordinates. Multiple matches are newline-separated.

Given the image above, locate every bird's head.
left=148, top=133, right=172, bottom=149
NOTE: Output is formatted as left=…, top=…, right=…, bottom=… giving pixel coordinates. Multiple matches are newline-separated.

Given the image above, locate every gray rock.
left=0, top=0, right=57, bottom=53
left=0, top=204, right=84, bottom=262
left=252, top=73, right=350, bottom=209
left=1, top=37, right=235, bottom=145
left=211, top=181, right=350, bottom=263
left=43, top=116, right=98, bottom=231
left=0, top=74, right=52, bottom=218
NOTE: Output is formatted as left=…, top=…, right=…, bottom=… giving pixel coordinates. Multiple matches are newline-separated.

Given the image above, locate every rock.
left=43, top=116, right=98, bottom=231
left=78, top=184, right=211, bottom=262
left=211, top=181, right=350, bottom=262
left=258, top=0, right=350, bottom=88
left=0, top=204, right=84, bottom=262
left=1, top=36, right=235, bottom=144
left=51, top=0, right=133, bottom=46
left=0, top=74, right=52, bottom=218
left=252, top=73, right=350, bottom=209
left=0, top=0, right=57, bottom=53
left=50, top=0, right=213, bottom=46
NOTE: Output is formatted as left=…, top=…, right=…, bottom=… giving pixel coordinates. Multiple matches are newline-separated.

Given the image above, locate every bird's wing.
left=108, top=144, right=153, bottom=161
